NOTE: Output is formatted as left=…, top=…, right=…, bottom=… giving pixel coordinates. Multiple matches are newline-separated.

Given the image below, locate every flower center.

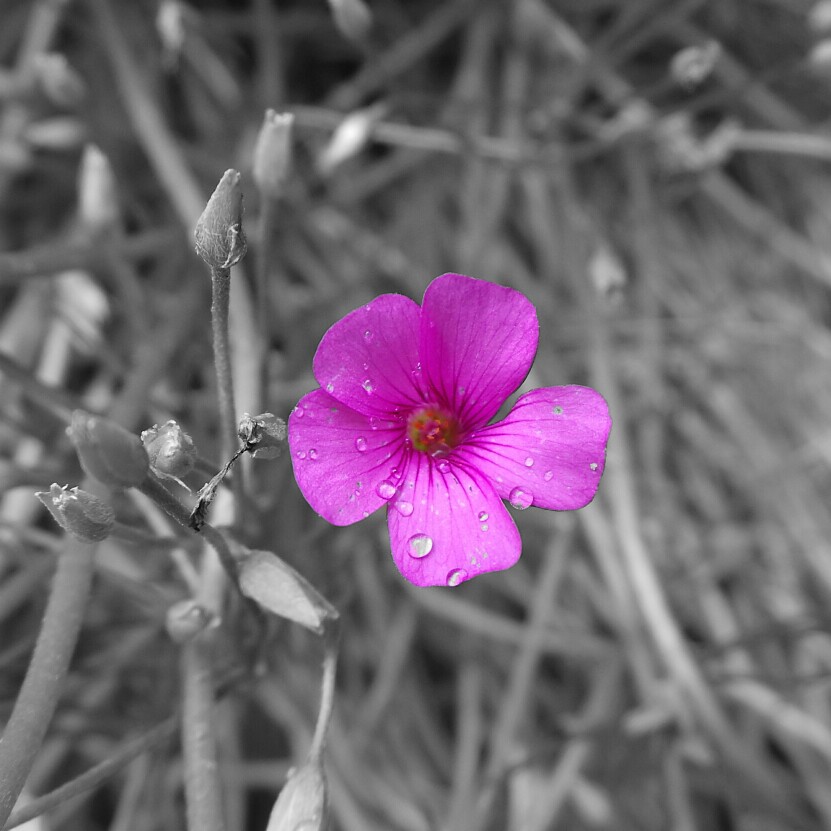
left=407, top=406, right=460, bottom=457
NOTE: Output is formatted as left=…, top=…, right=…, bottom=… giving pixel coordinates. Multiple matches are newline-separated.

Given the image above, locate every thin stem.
left=181, top=638, right=225, bottom=831
left=3, top=719, right=177, bottom=831
left=0, top=528, right=98, bottom=826
left=308, top=625, right=340, bottom=764
left=210, top=266, right=244, bottom=511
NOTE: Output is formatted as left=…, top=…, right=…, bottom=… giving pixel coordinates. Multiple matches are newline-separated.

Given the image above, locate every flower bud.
left=78, top=144, right=120, bottom=232
left=237, top=549, right=338, bottom=634
left=194, top=169, right=247, bottom=269
left=317, top=103, right=386, bottom=175
left=165, top=599, right=216, bottom=643
left=266, top=760, right=328, bottom=831
left=253, top=110, right=294, bottom=199
left=238, top=412, right=287, bottom=459
left=327, top=0, right=373, bottom=47
left=68, top=410, right=149, bottom=490
left=36, top=483, right=115, bottom=543
left=141, top=420, right=197, bottom=479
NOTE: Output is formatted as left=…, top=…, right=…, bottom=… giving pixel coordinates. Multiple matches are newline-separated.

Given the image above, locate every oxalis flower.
left=289, top=273, right=611, bottom=587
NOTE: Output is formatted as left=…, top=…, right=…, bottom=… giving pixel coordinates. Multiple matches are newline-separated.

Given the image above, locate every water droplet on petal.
left=294, top=406, right=304, bottom=418
left=477, top=511, right=489, bottom=522
left=395, top=500, right=414, bottom=517
left=363, top=329, right=373, bottom=341
left=355, top=437, right=368, bottom=452
left=390, top=467, right=401, bottom=479
left=509, top=487, right=533, bottom=510
left=436, top=459, right=451, bottom=474
left=446, top=568, right=468, bottom=587
left=524, top=456, right=534, bottom=467
left=480, top=524, right=488, bottom=532
left=326, top=382, right=335, bottom=393
left=296, top=450, right=307, bottom=460
left=376, top=480, right=397, bottom=500
left=552, top=406, right=563, bottom=415
left=408, top=534, right=433, bottom=558
left=543, top=470, right=554, bottom=482
left=590, top=462, right=598, bottom=471
left=362, top=379, right=374, bottom=394
left=309, top=448, right=319, bottom=460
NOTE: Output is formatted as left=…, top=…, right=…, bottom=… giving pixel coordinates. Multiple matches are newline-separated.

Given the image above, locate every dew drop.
left=524, top=456, right=534, bottom=467
left=363, top=329, right=373, bottom=341
left=326, top=382, right=335, bottom=393
left=509, top=486, right=533, bottom=510
left=408, top=534, right=433, bottom=558
left=395, top=500, right=414, bottom=517
left=446, top=568, right=468, bottom=587
left=480, top=524, right=489, bottom=532
left=362, top=379, right=374, bottom=394
left=436, top=459, right=451, bottom=474
left=543, top=470, right=554, bottom=482
left=355, top=437, right=368, bottom=452
left=296, top=450, right=307, bottom=460
left=309, top=448, right=319, bottom=460
left=294, top=406, right=304, bottom=418
left=390, top=467, right=401, bottom=479
left=552, top=406, right=563, bottom=415
left=477, top=511, right=489, bottom=522
left=590, top=462, right=598, bottom=471
left=376, top=480, right=397, bottom=500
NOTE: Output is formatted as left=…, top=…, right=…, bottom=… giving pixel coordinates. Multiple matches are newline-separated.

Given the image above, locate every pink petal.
left=457, top=386, right=611, bottom=511
left=419, top=273, right=539, bottom=428
left=313, top=294, right=427, bottom=417
left=288, top=388, right=408, bottom=525
left=386, top=451, right=521, bottom=587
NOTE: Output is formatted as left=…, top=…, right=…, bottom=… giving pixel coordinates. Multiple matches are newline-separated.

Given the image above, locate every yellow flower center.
left=407, top=407, right=460, bottom=457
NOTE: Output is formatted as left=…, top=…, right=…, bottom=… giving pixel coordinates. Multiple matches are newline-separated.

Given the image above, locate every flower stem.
left=308, top=624, right=340, bottom=764
left=0, top=531, right=98, bottom=827
left=210, top=265, right=244, bottom=513
left=181, top=637, right=225, bottom=831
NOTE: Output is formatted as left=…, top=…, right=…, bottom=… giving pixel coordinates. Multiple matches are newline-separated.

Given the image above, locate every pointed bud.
left=165, top=599, right=216, bottom=643
left=266, top=760, right=328, bottom=831
left=141, top=420, right=197, bottom=479
left=253, top=110, right=294, bottom=199
left=238, top=412, right=287, bottom=459
left=318, top=103, right=386, bottom=175
left=36, top=483, right=115, bottom=543
left=33, top=53, right=86, bottom=108
left=68, top=410, right=149, bottom=490
left=327, top=0, right=373, bottom=47
left=194, top=169, right=247, bottom=269
left=237, top=549, right=338, bottom=634
left=78, top=144, right=120, bottom=232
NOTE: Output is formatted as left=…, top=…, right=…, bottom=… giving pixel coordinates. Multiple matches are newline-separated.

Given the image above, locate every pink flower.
left=289, top=273, right=611, bottom=587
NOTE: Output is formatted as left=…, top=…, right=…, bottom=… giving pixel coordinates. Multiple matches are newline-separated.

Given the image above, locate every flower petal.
left=288, top=388, right=408, bottom=525
left=313, top=294, right=427, bottom=417
left=457, top=386, right=611, bottom=511
left=386, top=451, right=521, bottom=587
left=419, top=273, right=539, bottom=428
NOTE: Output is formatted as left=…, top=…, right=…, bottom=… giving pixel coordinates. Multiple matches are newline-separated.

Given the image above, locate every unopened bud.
left=317, top=103, right=386, bottom=174
left=78, top=144, right=120, bottom=232
left=194, top=169, right=247, bottom=269
left=33, top=53, right=86, bottom=107
left=68, top=410, right=149, bottom=490
left=266, top=761, right=328, bottom=831
left=141, top=420, right=197, bottom=479
left=237, top=549, right=338, bottom=634
left=253, top=110, right=294, bottom=199
left=165, top=599, right=216, bottom=643
left=36, top=483, right=114, bottom=543
left=238, top=412, right=287, bottom=459
left=327, top=0, right=372, bottom=47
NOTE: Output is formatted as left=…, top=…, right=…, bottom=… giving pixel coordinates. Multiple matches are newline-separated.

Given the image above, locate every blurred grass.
left=3, top=0, right=831, bottom=829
